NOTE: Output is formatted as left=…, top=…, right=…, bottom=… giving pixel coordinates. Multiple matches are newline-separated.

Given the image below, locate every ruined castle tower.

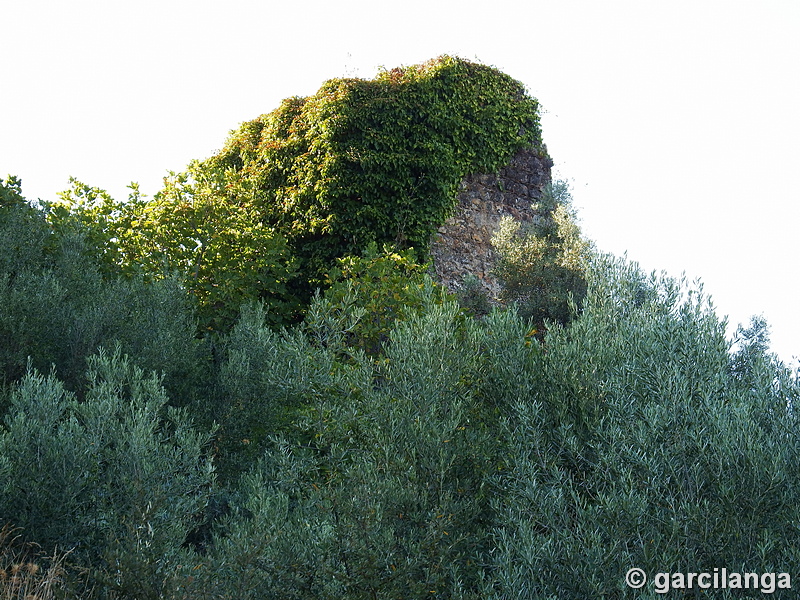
left=430, top=147, right=553, bottom=298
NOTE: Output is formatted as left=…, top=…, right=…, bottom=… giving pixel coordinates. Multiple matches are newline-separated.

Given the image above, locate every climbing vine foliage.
left=45, top=56, right=545, bottom=329
left=202, top=54, right=546, bottom=285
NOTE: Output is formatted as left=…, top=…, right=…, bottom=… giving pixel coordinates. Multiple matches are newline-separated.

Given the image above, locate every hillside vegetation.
left=50, top=55, right=544, bottom=331
left=2, top=57, right=799, bottom=599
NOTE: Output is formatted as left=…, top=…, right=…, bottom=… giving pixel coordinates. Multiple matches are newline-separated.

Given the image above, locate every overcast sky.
left=2, top=0, right=798, bottom=364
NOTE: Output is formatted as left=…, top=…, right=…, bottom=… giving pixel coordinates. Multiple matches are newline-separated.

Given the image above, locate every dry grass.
left=0, top=524, right=71, bottom=600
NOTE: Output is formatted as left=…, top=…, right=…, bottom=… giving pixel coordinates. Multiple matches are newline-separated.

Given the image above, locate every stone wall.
left=430, top=147, right=553, bottom=298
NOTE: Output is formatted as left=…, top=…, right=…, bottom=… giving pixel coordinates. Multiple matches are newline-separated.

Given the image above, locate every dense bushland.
left=3, top=195, right=798, bottom=597
left=48, top=55, right=545, bottom=331
left=0, top=177, right=204, bottom=403
left=2, top=57, right=799, bottom=598
left=487, top=258, right=800, bottom=598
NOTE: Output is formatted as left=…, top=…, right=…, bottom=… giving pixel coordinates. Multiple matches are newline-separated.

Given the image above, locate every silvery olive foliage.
left=4, top=215, right=800, bottom=598
left=166, top=291, right=498, bottom=599
left=166, top=255, right=800, bottom=600
left=485, top=256, right=800, bottom=599
left=3, top=82, right=800, bottom=597
left=0, top=349, right=215, bottom=599
left=0, top=177, right=202, bottom=401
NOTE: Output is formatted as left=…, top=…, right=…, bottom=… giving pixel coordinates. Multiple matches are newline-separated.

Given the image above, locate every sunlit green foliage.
left=492, top=180, right=591, bottom=330
left=51, top=174, right=300, bottom=332
left=323, top=242, right=452, bottom=354
left=44, top=178, right=132, bottom=271
left=0, top=175, right=25, bottom=208
left=197, top=55, right=545, bottom=289
left=0, top=179, right=201, bottom=399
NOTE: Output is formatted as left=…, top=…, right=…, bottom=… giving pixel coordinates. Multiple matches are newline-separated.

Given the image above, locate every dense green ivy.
left=37, top=57, right=546, bottom=330
left=200, top=55, right=547, bottom=286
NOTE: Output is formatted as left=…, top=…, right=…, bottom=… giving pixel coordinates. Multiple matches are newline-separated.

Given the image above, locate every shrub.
left=0, top=350, right=215, bottom=598
left=491, top=180, right=591, bottom=331
left=0, top=176, right=51, bottom=277
left=322, top=242, right=451, bottom=354
left=0, top=179, right=204, bottom=406
left=50, top=176, right=301, bottom=333
left=213, top=297, right=368, bottom=482
left=485, top=255, right=800, bottom=599
left=177, top=296, right=498, bottom=599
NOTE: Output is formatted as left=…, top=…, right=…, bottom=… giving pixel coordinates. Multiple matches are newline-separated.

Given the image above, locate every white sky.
left=2, top=0, right=798, bottom=364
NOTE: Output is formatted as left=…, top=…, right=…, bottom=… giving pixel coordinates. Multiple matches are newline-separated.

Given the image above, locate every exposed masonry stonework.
left=430, top=147, right=553, bottom=298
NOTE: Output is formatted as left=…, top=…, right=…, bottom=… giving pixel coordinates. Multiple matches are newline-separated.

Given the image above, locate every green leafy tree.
left=0, top=179, right=202, bottom=401
left=177, top=294, right=499, bottom=599
left=323, top=242, right=452, bottom=354
left=212, top=297, right=366, bottom=482
left=44, top=177, right=136, bottom=272
left=50, top=173, right=300, bottom=332
left=0, top=175, right=25, bottom=208
left=491, top=180, right=591, bottom=331
left=213, top=256, right=451, bottom=480
left=728, top=314, right=783, bottom=398
left=456, top=273, right=493, bottom=318
left=0, top=176, right=51, bottom=276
